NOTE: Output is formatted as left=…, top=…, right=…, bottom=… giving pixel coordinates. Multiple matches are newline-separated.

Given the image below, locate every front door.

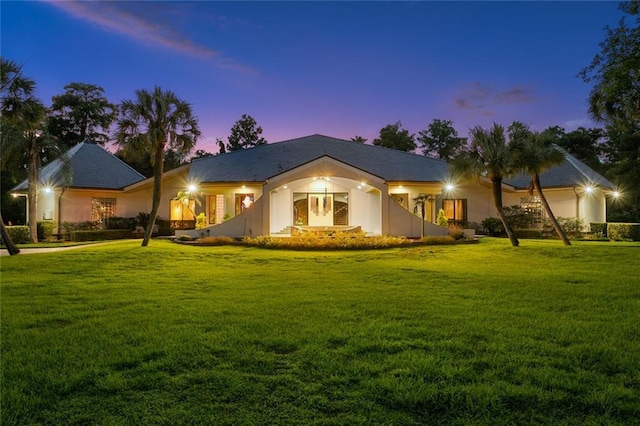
left=308, top=193, right=333, bottom=226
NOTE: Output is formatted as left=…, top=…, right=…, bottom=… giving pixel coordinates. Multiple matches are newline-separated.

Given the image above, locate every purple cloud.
left=454, top=82, right=534, bottom=112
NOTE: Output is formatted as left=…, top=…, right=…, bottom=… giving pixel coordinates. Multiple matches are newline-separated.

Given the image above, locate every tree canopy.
left=451, top=123, right=519, bottom=246
left=417, top=119, right=466, bottom=160
left=509, top=122, right=570, bottom=245
left=226, top=114, right=266, bottom=151
left=372, top=121, right=416, bottom=152
left=48, top=82, right=117, bottom=149
left=116, top=86, right=200, bottom=246
left=579, top=1, right=640, bottom=131
left=0, top=58, right=52, bottom=244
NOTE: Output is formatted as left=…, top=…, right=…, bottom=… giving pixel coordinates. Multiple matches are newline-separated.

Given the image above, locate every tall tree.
left=372, top=121, right=416, bottom=152
left=451, top=123, right=519, bottom=247
left=509, top=122, right=571, bottom=245
left=604, top=125, right=640, bottom=221
left=418, top=119, right=466, bottom=160
left=350, top=135, right=367, bottom=144
left=216, top=137, right=226, bottom=154
left=116, top=86, right=200, bottom=247
left=48, top=82, right=117, bottom=149
left=554, top=126, right=605, bottom=171
left=226, top=114, right=266, bottom=151
left=579, top=1, right=640, bottom=131
left=0, top=58, right=49, bottom=244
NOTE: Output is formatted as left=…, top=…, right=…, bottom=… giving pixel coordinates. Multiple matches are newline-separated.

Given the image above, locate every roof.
left=505, top=147, right=615, bottom=190
left=13, top=141, right=145, bottom=191
left=189, top=134, right=450, bottom=183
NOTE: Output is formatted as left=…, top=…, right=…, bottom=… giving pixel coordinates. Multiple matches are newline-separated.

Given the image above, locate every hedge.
left=608, top=223, right=640, bottom=241
left=70, top=229, right=133, bottom=242
left=590, top=222, right=607, bottom=237
left=37, top=221, right=57, bottom=241
left=3, top=226, right=30, bottom=244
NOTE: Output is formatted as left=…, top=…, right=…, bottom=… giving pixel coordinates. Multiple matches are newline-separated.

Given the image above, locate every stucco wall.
left=386, top=194, right=448, bottom=238
left=176, top=196, right=264, bottom=239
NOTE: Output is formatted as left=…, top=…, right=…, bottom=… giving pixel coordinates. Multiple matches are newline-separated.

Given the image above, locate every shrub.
left=155, top=218, right=173, bottom=236
left=436, top=209, right=448, bottom=227
left=37, top=221, right=57, bottom=241
left=590, top=222, right=607, bottom=237
left=195, top=213, right=207, bottom=230
left=4, top=226, right=30, bottom=244
left=448, top=226, right=465, bottom=240
left=420, top=235, right=455, bottom=245
left=136, top=212, right=151, bottom=228
left=105, top=216, right=137, bottom=230
left=503, top=205, right=535, bottom=229
left=481, top=217, right=504, bottom=236
left=608, top=223, right=640, bottom=241
left=244, top=233, right=413, bottom=250
left=198, top=236, right=236, bottom=246
left=70, top=229, right=133, bottom=242
left=560, top=217, right=584, bottom=239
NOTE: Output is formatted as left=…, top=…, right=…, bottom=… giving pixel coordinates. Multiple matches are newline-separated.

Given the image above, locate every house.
left=12, top=135, right=616, bottom=238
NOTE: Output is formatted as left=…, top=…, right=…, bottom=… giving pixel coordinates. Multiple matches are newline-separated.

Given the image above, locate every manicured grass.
left=1, top=238, right=639, bottom=424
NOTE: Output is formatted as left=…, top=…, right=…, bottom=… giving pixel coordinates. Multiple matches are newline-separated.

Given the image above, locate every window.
left=91, top=198, right=116, bottom=223
left=293, top=193, right=308, bottom=225
left=442, top=199, right=467, bottom=223
left=208, top=194, right=225, bottom=224
left=235, top=194, right=254, bottom=215
left=170, top=199, right=196, bottom=221
left=520, top=196, right=543, bottom=228
left=391, top=193, right=408, bottom=209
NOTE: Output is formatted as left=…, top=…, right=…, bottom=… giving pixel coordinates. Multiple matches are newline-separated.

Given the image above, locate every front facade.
left=13, top=135, right=616, bottom=238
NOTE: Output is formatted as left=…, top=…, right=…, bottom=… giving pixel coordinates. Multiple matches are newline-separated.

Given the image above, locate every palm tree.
left=509, top=122, right=571, bottom=245
left=413, top=193, right=432, bottom=238
left=451, top=123, right=519, bottom=246
left=116, top=86, right=200, bottom=247
left=1, top=58, right=48, bottom=244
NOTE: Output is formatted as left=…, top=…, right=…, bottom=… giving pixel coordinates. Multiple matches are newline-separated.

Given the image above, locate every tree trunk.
left=0, top=211, right=20, bottom=255
left=533, top=173, right=571, bottom=245
left=492, top=177, right=519, bottom=247
left=27, top=137, right=39, bottom=243
left=142, top=147, right=165, bottom=247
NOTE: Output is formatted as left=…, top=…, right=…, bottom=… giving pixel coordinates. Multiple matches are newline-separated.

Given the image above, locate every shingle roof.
left=13, top=141, right=145, bottom=191
left=189, top=134, right=450, bottom=183
left=505, top=147, right=615, bottom=190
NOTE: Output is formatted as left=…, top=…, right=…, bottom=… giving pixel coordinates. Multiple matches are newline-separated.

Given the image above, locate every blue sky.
left=1, top=1, right=624, bottom=154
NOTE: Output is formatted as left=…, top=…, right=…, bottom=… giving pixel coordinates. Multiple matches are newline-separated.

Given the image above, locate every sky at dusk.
left=1, top=1, right=625, bottom=154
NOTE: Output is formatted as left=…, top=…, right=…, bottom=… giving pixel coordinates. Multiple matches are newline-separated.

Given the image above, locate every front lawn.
left=1, top=239, right=639, bottom=424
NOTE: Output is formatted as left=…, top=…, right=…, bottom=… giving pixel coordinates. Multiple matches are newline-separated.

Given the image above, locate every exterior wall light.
left=584, top=185, right=594, bottom=194
left=444, top=183, right=455, bottom=192
left=43, top=187, right=53, bottom=194
left=612, top=191, right=620, bottom=198
left=187, top=184, right=198, bottom=193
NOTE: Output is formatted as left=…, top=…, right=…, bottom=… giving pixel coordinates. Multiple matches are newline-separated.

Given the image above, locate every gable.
left=13, top=142, right=145, bottom=191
